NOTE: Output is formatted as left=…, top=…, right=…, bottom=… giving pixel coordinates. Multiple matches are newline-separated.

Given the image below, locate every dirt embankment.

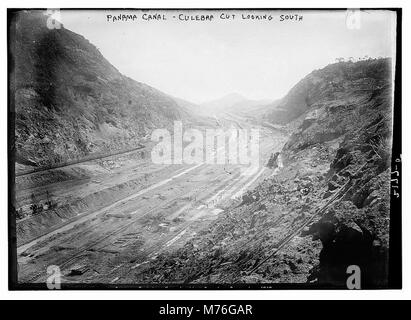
left=15, top=148, right=161, bottom=246
left=16, top=175, right=145, bottom=246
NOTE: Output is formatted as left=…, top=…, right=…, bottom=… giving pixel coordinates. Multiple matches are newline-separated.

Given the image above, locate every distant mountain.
left=200, top=93, right=247, bottom=112
left=10, top=10, right=194, bottom=167
left=227, top=98, right=276, bottom=117
left=170, top=95, right=201, bottom=115
left=200, top=93, right=273, bottom=115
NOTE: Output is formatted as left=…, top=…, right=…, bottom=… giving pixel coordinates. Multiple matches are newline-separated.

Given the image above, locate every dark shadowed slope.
left=11, top=10, right=193, bottom=168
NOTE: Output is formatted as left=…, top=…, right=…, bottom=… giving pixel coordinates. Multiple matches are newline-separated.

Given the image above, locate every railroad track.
left=19, top=122, right=283, bottom=284
left=16, top=163, right=205, bottom=253
left=22, top=165, right=247, bottom=283
left=16, top=145, right=145, bottom=177
left=103, top=168, right=255, bottom=283
left=23, top=194, right=195, bottom=283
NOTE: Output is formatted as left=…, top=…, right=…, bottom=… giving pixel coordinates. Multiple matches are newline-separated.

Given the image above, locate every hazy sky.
left=58, top=9, right=396, bottom=104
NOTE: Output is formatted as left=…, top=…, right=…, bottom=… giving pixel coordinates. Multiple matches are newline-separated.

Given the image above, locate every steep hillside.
left=129, top=59, right=394, bottom=287
left=278, top=58, right=393, bottom=286
left=266, top=59, right=392, bottom=125
left=10, top=11, right=192, bottom=168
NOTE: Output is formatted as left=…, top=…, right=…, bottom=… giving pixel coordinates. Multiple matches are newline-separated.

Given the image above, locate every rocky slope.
left=129, top=58, right=393, bottom=288
left=10, top=10, right=193, bottom=168
left=265, top=59, right=391, bottom=125
left=282, top=58, right=393, bottom=287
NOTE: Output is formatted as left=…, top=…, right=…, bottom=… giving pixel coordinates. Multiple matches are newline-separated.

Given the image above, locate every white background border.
left=0, top=0, right=408, bottom=300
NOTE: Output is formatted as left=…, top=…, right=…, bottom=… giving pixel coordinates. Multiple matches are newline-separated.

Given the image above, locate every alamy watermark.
left=46, top=265, right=61, bottom=289
left=150, top=121, right=260, bottom=167
left=346, top=265, right=361, bottom=289
left=45, top=9, right=62, bottom=29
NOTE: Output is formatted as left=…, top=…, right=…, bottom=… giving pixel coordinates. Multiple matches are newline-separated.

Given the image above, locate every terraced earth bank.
left=11, top=10, right=394, bottom=288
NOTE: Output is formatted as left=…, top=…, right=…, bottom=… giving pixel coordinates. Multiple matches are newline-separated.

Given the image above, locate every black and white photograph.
left=7, top=8, right=401, bottom=290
